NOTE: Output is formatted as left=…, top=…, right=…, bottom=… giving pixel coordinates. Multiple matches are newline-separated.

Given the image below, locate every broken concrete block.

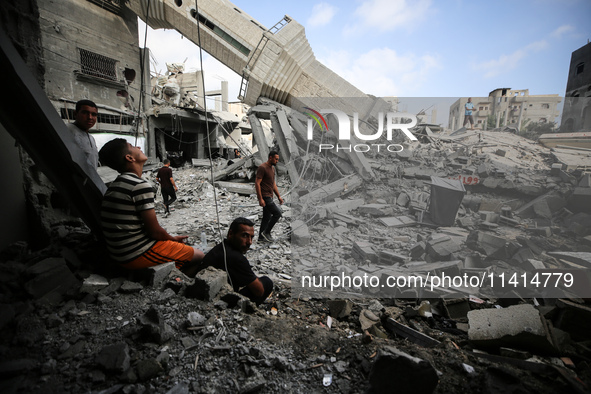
left=147, top=262, right=175, bottom=288
left=378, top=250, right=409, bottom=265
left=468, top=304, right=555, bottom=354
left=425, top=234, right=461, bottom=260
left=120, top=280, right=143, bottom=293
left=96, top=343, right=130, bottom=372
left=579, top=172, right=591, bottom=187
left=443, top=298, right=471, bottom=320
left=429, top=177, right=466, bottom=226
left=410, top=241, right=426, bottom=259
left=368, top=346, right=438, bottom=394
left=136, top=358, right=163, bottom=381
left=495, top=149, right=506, bottom=157
left=24, top=258, right=80, bottom=304
left=358, top=204, right=393, bottom=217
left=378, top=215, right=416, bottom=227
left=396, top=192, right=410, bottom=207
left=79, top=274, right=109, bottom=293
left=466, top=231, right=507, bottom=259
left=328, top=300, right=352, bottom=319
left=550, top=163, right=564, bottom=176
left=185, top=267, right=227, bottom=301
left=567, top=187, right=591, bottom=214
left=359, top=309, right=380, bottom=331
left=138, top=306, right=173, bottom=345
left=525, top=227, right=552, bottom=237
left=351, top=241, right=378, bottom=264
left=291, top=220, right=310, bottom=246
left=533, top=199, right=552, bottom=219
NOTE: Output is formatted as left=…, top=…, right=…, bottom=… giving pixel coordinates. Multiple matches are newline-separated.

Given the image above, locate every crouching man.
left=199, top=217, right=273, bottom=305
left=99, top=138, right=204, bottom=276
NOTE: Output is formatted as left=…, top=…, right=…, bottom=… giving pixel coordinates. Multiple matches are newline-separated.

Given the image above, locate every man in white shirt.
left=67, top=99, right=99, bottom=167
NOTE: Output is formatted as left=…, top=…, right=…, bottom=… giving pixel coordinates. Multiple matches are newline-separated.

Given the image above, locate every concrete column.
left=496, top=111, right=501, bottom=128
left=503, top=107, right=509, bottom=126
left=140, top=48, right=156, bottom=160
left=221, top=80, right=228, bottom=112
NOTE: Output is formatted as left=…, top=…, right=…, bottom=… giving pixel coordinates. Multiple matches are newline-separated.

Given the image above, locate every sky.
left=139, top=0, right=591, bottom=119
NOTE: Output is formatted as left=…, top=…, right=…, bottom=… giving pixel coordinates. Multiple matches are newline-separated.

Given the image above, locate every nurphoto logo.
left=304, top=108, right=418, bottom=153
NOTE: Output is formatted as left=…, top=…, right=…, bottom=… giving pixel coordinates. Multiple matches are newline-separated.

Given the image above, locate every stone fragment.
left=425, top=235, right=461, bottom=261
left=291, top=220, right=310, bottom=246
left=147, top=262, right=175, bottom=288
left=24, top=258, right=80, bottom=304
left=120, top=280, right=143, bottom=293
left=138, top=306, right=173, bottom=344
left=327, top=300, right=352, bottom=319
left=96, top=342, right=130, bottom=372
left=368, top=346, right=438, bottom=394
left=185, top=267, right=227, bottom=301
left=80, top=274, right=109, bottom=293
left=136, top=358, right=162, bottom=381
left=466, top=231, right=507, bottom=259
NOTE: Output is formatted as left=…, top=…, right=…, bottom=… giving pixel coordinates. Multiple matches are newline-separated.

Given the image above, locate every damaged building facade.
left=449, top=88, right=562, bottom=131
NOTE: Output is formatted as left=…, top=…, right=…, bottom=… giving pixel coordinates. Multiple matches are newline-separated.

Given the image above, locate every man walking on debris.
left=68, top=99, right=99, bottom=168
left=156, top=159, right=178, bottom=216
left=198, top=217, right=273, bottom=305
left=99, top=138, right=204, bottom=276
left=255, top=150, right=284, bottom=242
left=463, top=97, right=476, bottom=130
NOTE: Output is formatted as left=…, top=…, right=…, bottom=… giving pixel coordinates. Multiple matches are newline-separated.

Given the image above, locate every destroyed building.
left=1, top=0, right=591, bottom=393
left=561, top=41, right=591, bottom=132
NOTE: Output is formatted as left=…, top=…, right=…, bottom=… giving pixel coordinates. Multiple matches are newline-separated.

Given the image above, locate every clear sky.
left=140, top=0, right=590, bottom=108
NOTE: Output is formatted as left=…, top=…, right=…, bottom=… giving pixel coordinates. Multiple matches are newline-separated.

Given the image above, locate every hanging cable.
left=135, top=0, right=152, bottom=147
left=194, top=0, right=233, bottom=290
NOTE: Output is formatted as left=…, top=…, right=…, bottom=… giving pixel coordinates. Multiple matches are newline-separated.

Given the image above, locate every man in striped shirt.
left=99, top=138, right=204, bottom=276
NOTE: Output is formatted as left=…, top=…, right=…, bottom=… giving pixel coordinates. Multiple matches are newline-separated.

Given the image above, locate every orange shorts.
left=122, top=240, right=194, bottom=270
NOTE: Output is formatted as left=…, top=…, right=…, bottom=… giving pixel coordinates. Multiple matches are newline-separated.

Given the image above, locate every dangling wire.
left=135, top=0, right=152, bottom=148
left=194, top=0, right=232, bottom=289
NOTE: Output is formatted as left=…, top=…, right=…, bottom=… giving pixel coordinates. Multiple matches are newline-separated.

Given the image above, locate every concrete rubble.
left=1, top=116, right=591, bottom=393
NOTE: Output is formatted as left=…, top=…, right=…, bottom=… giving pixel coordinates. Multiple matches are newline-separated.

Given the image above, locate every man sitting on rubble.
left=99, top=138, right=204, bottom=276
left=198, top=217, right=273, bottom=305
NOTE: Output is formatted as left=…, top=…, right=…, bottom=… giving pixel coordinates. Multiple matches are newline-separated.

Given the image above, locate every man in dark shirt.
left=156, top=159, right=177, bottom=216
left=199, top=217, right=273, bottom=305
left=255, top=151, right=284, bottom=242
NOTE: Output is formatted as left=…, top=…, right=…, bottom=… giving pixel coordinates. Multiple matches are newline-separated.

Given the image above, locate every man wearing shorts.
left=99, top=138, right=204, bottom=276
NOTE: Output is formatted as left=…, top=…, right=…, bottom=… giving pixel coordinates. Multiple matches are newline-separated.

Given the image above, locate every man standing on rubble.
left=463, top=97, right=476, bottom=130
left=199, top=217, right=273, bottom=305
left=68, top=99, right=99, bottom=167
left=255, top=151, right=284, bottom=242
left=156, top=159, right=178, bottom=216
left=99, top=138, right=204, bottom=276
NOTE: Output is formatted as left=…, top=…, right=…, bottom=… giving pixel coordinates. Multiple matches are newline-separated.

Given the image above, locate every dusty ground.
left=2, top=131, right=591, bottom=393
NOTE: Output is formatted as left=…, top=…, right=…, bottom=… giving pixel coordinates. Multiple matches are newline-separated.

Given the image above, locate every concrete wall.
left=39, top=0, right=143, bottom=133
left=0, top=126, right=28, bottom=250
left=562, top=42, right=591, bottom=132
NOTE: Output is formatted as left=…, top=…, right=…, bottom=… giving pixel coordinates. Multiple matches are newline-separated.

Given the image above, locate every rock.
left=147, top=262, right=175, bottom=289
left=327, top=300, right=352, bottom=319
left=96, top=343, right=130, bottom=372
left=120, top=280, right=143, bottom=293
left=368, top=346, right=438, bottom=394
left=136, top=358, right=162, bottom=381
left=138, top=306, right=173, bottom=344
left=80, top=274, right=109, bottom=293
left=468, top=304, right=556, bottom=354
left=185, top=267, right=228, bottom=301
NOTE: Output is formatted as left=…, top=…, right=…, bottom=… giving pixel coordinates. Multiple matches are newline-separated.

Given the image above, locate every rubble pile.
left=1, top=125, right=591, bottom=393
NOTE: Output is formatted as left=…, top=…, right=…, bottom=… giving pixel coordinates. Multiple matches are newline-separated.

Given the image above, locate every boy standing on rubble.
left=255, top=151, right=284, bottom=242
left=99, top=138, right=204, bottom=276
left=156, top=159, right=178, bottom=216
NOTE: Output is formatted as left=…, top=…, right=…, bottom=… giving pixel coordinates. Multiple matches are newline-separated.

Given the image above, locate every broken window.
left=576, top=62, right=585, bottom=75
left=78, top=48, right=118, bottom=81
left=86, top=0, right=121, bottom=15
left=542, top=103, right=550, bottom=109
left=193, top=11, right=250, bottom=56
